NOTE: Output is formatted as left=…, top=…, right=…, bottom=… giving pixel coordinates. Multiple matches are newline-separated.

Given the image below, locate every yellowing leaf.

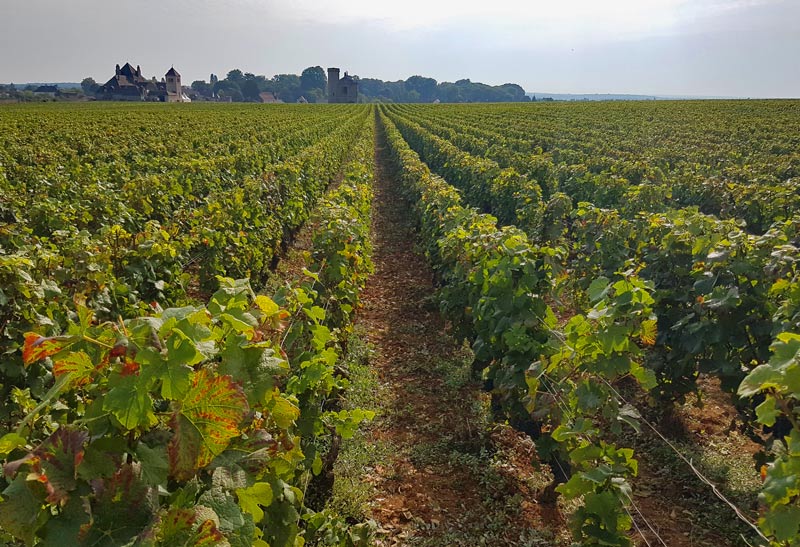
left=53, top=351, right=94, bottom=386
left=0, top=433, right=26, bottom=458
left=168, top=370, right=249, bottom=481
left=236, top=482, right=273, bottom=523
left=255, top=295, right=280, bottom=316
left=267, top=392, right=300, bottom=429
left=639, top=319, right=657, bottom=347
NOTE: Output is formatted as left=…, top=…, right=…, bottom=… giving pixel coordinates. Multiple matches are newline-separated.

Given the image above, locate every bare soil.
left=627, top=376, right=764, bottom=546
left=357, top=133, right=568, bottom=546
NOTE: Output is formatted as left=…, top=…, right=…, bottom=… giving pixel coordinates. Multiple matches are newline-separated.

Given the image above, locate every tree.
left=403, top=89, right=421, bottom=103
left=498, top=83, right=528, bottom=101
left=218, top=87, right=243, bottom=102
left=191, top=80, right=213, bottom=97
left=241, top=79, right=261, bottom=101
left=214, top=80, right=242, bottom=101
left=300, top=66, right=327, bottom=93
left=81, top=77, right=99, bottom=95
left=405, top=75, right=437, bottom=102
left=226, top=69, right=244, bottom=82
left=272, top=74, right=301, bottom=103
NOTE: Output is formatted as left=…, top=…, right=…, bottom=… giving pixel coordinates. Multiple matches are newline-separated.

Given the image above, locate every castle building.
left=96, top=63, right=188, bottom=102
left=327, top=68, right=359, bottom=103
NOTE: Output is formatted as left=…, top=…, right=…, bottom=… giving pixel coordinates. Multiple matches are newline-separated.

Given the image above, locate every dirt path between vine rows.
left=355, top=128, right=570, bottom=546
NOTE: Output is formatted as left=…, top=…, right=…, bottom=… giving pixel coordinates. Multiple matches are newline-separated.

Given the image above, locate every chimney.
left=137, top=65, right=142, bottom=77
left=116, top=64, right=121, bottom=76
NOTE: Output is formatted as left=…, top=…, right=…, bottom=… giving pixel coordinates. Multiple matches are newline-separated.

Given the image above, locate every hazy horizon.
left=2, top=0, right=799, bottom=98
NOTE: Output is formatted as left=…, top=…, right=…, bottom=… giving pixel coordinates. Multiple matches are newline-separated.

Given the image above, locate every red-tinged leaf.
left=3, top=453, right=35, bottom=479
left=34, top=428, right=88, bottom=505
left=194, top=519, right=229, bottom=546
left=81, top=463, right=156, bottom=545
left=168, top=370, right=248, bottom=481
left=53, top=351, right=95, bottom=386
left=120, top=358, right=140, bottom=377
left=22, top=332, right=73, bottom=365
left=109, top=341, right=128, bottom=360
left=158, top=507, right=196, bottom=536
left=3, top=428, right=88, bottom=506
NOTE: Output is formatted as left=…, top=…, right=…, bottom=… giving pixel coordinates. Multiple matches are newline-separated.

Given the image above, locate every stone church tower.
left=165, top=67, right=183, bottom=103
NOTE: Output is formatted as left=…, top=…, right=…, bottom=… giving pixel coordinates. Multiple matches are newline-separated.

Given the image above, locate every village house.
left=327, top=68, right=359, bottom=103
left=96, top=63, right=189, bottom=102
left=258, top=91, right=282, bottom=104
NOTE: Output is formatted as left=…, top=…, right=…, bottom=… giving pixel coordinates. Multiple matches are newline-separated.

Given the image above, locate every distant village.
left=0, top=62, right=534, bottom=104
left=0, top=63, right=361, bottom=104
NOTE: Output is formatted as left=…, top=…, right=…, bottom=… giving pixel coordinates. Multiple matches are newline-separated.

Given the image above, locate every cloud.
left=0, top=0, right=796, bottom=96
left=268, top=0, right=782, bottom=44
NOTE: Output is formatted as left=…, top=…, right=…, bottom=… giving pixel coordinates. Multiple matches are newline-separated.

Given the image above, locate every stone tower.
left=165, top=67, right=183, bottom=102
left=327, top=67, right=358, bottom=103
left=327, top=68, right=340, bottom=98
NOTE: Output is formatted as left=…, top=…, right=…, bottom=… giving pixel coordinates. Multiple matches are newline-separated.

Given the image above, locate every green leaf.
left=166, top=328, right=207, bottom=367
left=617, top=404, right=642, bottom=434
left=40, top=494, right=89, bottom=547
left=198, top=485, right=254, bottom=547
left=0, top=475, right=43, bottom=545
left=140, top=346, right=193, bottom=400
left=104, top=373, right=157, bottom=430
left=583, top=491, right=626, bottom=536
left=755, top=396, right=780, bottom=427
left=763, top=505, right=800, bottom=542
left=219, top=343, right=288, bottom=407
left=576, top=381, right=603, bottom=410
left=587, top=277, right=611, bottom=303
left=738, top=364, right=781, bottom=397
left=332, top=408, right=376, bottom=439
left=775, top=331, right=800, bottom=359
left=137, top=443, right=170, bottom=487
left=220, top=311, right=258, bottom=335
left=556, top=474, right=595, bottom=498
left=303, top=305, right=326, bottom=323
left=630, top=363, right=657, bottom=391
left=569, top=444, right=603, bottom=464
left=236, top=482, right=273, bottom=523
left=168, top=370, right=249, bottom=481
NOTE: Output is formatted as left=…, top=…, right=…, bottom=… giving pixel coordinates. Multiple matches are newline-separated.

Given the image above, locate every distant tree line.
left=0, top=83, right=86, bottom=102
left=187, top=68, right=530, bottom=103
left=359, top=76, right=530, bottom=103
left=187, top=67, right=329, bottom=103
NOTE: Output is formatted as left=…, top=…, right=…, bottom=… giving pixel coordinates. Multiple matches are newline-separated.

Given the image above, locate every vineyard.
left=0, top=100, right=799, bottom=546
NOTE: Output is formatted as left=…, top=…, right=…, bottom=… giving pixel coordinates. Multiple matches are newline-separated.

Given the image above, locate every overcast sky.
left=1, top=0, right=798, bottom=96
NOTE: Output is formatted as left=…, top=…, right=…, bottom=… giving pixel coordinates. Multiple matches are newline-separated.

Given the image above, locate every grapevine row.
left=379, top=108, right=657, bottom=545
left=385, top=103, right=800, bottom=545
left=0, top=109, right=376, bottom=547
